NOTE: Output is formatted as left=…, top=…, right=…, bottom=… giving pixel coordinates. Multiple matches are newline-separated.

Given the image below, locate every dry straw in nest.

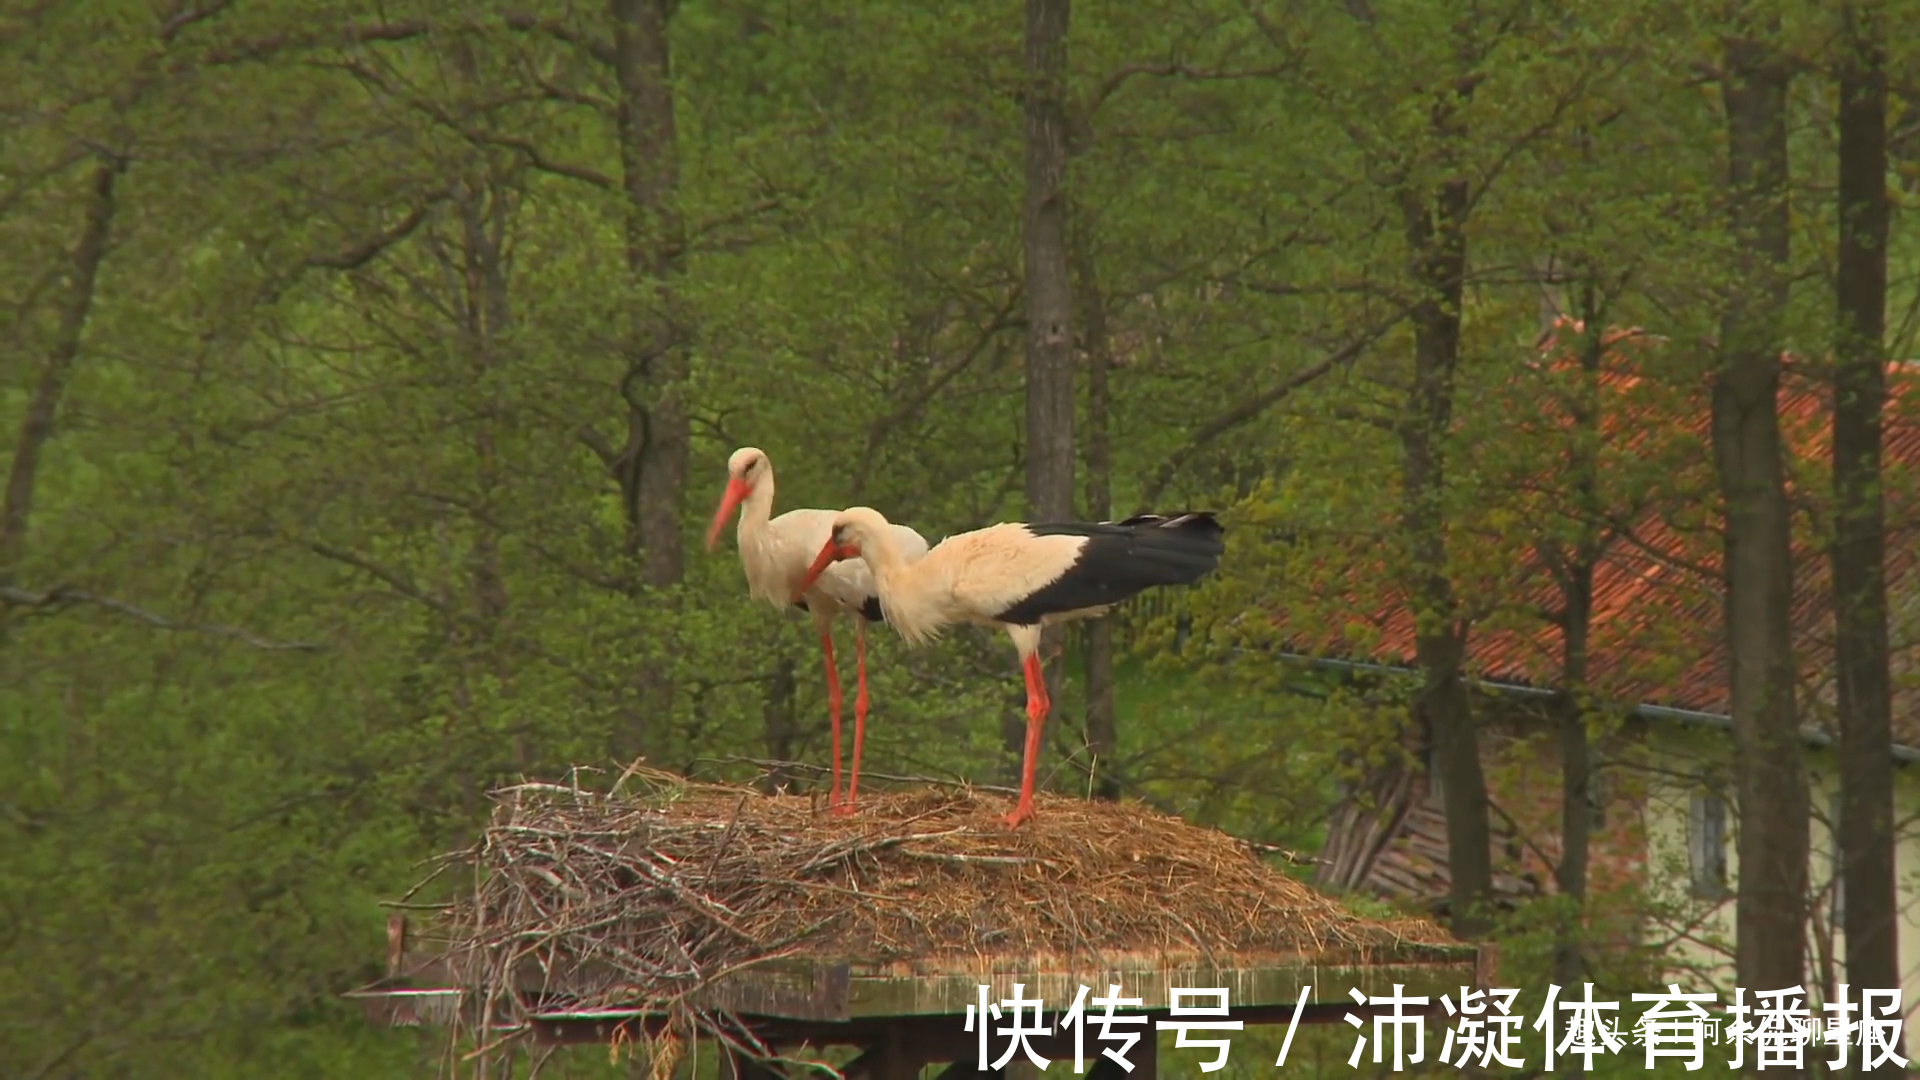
left=421, top=766, right=1451, bottom=1060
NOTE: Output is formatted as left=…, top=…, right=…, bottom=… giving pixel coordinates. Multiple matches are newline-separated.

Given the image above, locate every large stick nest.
left=420, top=767, right=1453, bottom=1055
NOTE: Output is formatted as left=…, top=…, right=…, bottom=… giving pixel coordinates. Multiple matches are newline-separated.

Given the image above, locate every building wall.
left=1643, top=725, right=1920, bottom=1009
left=1326, top=706, right=1920, bottom=1006
left=1319, top=692, right=1920, bottom=1005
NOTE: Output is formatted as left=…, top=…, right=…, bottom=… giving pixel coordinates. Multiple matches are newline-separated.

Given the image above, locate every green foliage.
left=6, top=0, right=1920, bottom=1074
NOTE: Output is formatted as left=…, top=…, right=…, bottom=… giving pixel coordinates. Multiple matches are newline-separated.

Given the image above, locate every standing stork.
left=706, top=448, right=929, bottom=812
left=796, top=506, right=1225, bottom=827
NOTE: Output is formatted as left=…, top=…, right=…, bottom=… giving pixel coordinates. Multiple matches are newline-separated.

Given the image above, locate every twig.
left=411, top=768, right=1461, bottom=1061
left=898, top=850, right=1044, bottom=867
left=1136, top=306, right=1420, bottom=508
left=0, top=584, right=321, bottom=651
left=702, top=793, right=752, bottom=890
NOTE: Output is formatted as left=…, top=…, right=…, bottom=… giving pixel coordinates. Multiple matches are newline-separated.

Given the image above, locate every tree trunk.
left=454, top=175, right=520, bottom=762
left=458, top=179, right=514, bottom=631
left=1399, top=173, right=1492, bottom=940
left=607, top=0, right=688, bottom=762
left=1551, top=553, right=1597, bottom=999
left=1073, top=220, right=1119, bottom=801
left=1022, top=0, right=1074, bottom=524
left=1016, top=0, right=1075, bottom=778
left=1834, top=18, right=1901, bottom=1073
left=1716, top=33, right=1808, bottom=1011
left=1551, top=303, right=1607, bottom=995
left=1, top=160, right=119, bottom=588
left=609, top=0, right=689, bottom=591
left=1552, top=651, right=1592, bottom=956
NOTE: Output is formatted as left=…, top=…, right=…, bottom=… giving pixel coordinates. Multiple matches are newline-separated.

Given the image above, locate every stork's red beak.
left=705, top=477, right=752, bottom=551
left=794, top=538, right=860, bottom=601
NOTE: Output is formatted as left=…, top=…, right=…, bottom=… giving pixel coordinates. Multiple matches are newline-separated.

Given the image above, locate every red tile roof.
left=1291, top=322, right=1920, bottom=742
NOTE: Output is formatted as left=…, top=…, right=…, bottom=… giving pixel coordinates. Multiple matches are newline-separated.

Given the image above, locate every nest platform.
left=352, top=769, right=1487, bottom=1076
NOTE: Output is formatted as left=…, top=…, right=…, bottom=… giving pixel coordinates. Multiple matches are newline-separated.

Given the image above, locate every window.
left=1689, top=792, right=1729, bottom=899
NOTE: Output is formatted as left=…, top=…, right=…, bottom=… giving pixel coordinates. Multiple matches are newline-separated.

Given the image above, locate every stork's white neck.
left=737, top=470, right=776, bottom=538
left=855, top=524, right=909, bottom=582
left=854, top=525, right=940, bottom=645
left=734, top=470, right=784, bottom=604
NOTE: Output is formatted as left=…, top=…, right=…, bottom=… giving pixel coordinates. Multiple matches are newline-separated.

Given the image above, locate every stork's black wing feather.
left=992, top=512, right=1225, bottom=625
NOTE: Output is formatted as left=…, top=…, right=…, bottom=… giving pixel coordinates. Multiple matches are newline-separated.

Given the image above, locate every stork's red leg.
left=1004, top=652, right=1050, bottom=828
left=835, top=621, right=869, bottom=817
left=819, top=625, right=844, bottom=807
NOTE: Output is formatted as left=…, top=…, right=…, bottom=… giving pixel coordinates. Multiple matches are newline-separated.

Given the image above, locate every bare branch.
left=875, top=298, right=1021, bottom=436
left=463, top=131, right=618, bottom=191
left=1245, top=3, right=1295, bottom=46
left=3, top=161, right=119, bottom=574
left=1136, top=306, right=1420, bottom=508
left=500, top=11, right=616, bottom=67
left=1238, top=279, right=1400, bottom=300
left=1084, top=55, right=1296, bottom=120
left=158, top=0, right=231, bottom=43
left=1325, top=403, right=1398, bottom=432
left=407, top=490, right=634, bottom=596
left=1600, top=513, right=1723, bottom=584
left=199, top=19, right=431, bottom=66
left=304, top=191, right=450, bottom=270
left=848, top=292, right=1022, bottom=498
left=533, top=76, right=614, bottom=115
left=302, top=540, right=619, bottom=693
left=675, top=197, right=786, bottom=257
left=1, top=585, right=322, bottom=651
left=576, top=425, right=619, bottom=469
left=304, top=540, right=451, bottom=613
left=25, top=1033, right=95, bottom=1080
left=1464, top=70, right=1603, bottom=218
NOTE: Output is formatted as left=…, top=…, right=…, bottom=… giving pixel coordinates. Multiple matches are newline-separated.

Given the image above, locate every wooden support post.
left=1002, top=1059, right=1043, bottom=1080
left=1089, top=1044, right=1152, bottom=1079
left=843, top=1022, right=927, bottom=1080
left=1131, top=1029, right=1158, bottom=1080
left=1473, top=940, right=1500, bottom=990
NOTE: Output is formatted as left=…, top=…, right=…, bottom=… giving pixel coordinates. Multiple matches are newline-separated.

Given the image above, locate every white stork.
left=705, top=448, right=929, bottom=812
left=796, top=506, right=1225, bottom=827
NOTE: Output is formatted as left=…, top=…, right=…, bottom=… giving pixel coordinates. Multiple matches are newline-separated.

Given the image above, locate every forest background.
left=6, top=0, right=1920, bottom=1076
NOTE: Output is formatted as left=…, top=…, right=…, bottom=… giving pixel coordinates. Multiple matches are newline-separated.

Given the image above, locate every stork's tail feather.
left=1102, top=510, right=1223, bottom=539
left=1113, top=510, right=1226, bottom=585
left=1134, top=511, right=1224, bottom=546
left=990, top=512, right=1225, bottom=626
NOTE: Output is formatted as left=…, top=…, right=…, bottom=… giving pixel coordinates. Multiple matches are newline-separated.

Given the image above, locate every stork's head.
left=705, top=447, right=771, bottom=551
left=794, top=506, right=889, bottom=600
